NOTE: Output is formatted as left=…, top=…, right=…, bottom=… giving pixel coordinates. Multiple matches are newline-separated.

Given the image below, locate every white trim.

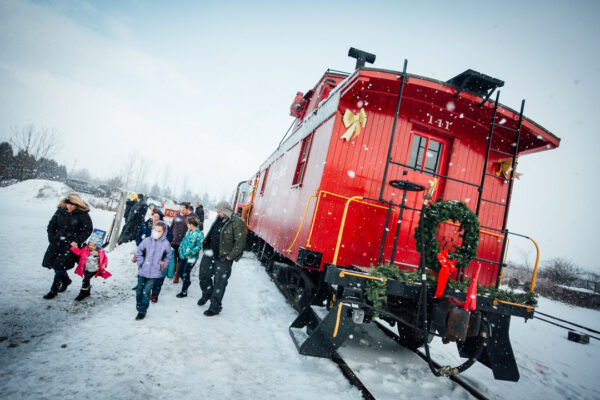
left=259, top=84, right=344, bottom=171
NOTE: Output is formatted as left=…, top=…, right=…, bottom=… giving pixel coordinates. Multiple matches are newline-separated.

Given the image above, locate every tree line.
left=0, top=125, right=66, bottom=182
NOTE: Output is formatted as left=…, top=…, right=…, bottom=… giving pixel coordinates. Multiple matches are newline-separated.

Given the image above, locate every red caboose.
left=242, top=49, right=559, bottom=381
left=246, top=50, right=558, bottom=293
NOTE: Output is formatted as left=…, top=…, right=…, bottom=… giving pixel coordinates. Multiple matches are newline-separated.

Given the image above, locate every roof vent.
left=447, top=69, right=504, bottom=105
left=348, top=47, right=376, bottom=70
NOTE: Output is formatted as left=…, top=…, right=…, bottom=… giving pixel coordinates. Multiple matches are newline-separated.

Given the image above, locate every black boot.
left=58, top=274, right=72, bottom=293
left=44, top=274, right=61, bottom=299
left=75, top=286, right=91, bottom=301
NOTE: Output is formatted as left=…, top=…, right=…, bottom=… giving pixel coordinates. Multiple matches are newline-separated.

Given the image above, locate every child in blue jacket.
left=176, top=217, right=204, bottom=298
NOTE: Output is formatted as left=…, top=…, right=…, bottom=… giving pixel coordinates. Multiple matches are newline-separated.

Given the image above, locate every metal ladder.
left=474, top=91, right=525, bottom=287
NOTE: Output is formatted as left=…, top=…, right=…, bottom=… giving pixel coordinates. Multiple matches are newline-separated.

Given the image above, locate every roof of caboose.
left=346, top=67, right=561, bottom=154
left=260, top=65, right=559, bottom=171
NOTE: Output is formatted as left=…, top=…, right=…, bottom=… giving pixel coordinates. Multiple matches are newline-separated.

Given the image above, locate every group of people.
left=42, top=193, right=247, bottom=321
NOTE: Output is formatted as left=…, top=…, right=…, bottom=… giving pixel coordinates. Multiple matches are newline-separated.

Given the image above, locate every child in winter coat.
left=135, top=220, right=172, bottom=320
left=176, top=217, right=204, bottom=298
left=70, top=239, right=111, bottom=301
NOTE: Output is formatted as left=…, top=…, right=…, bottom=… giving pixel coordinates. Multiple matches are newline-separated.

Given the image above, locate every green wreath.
left=414, top=200, right=480, bottom=273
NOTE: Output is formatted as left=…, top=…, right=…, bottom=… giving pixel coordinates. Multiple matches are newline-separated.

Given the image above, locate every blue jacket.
left=178, top=228, right=204, bottom=260
left=136, top=230, right=172, bottom=279
left=136, top=218, right=174, bottom=246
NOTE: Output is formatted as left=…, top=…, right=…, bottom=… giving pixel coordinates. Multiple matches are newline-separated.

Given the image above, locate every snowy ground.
left=0, top=180, right=599, bottom=399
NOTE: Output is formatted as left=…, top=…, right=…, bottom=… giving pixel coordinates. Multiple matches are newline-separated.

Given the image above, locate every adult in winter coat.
left=175, top=217, right=204, bottom=298
left=198, top=201, right=246, bottom=316
left=169, top=203, right=198, bottom=283
left=194, top=202, right=205, bottom=225
left=135, top=220, right=172, bottom=320
left=119, top=194, right=148, bottom=244
left=42, top=193, right=93, bottom=299
left=123, top=194, right=137, bottom=221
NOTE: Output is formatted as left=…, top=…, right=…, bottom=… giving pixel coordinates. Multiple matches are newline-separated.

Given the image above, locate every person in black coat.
left=194, top=202, right=205, bottom=225
left=119, top=194, right=148, bottom=244
left=42, top=193, right=93, bottom=299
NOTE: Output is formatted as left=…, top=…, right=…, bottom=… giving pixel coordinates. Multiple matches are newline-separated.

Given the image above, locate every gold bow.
left=341, top=108, right=367, bottom=141
left=496, top=158, right=522, bottom=179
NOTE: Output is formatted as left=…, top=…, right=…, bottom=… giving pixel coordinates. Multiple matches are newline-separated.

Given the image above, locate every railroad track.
left=534, top=310, right=600, bottom=341
left=262, top=259, right=491, bottom=399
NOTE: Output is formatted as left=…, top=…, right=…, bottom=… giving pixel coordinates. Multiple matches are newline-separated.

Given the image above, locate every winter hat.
left=153, top=208, right=164, bottom=219
left=216, top=201, right=233, bottom=218
left=88, top=236, right=103, bottom=249
left=130, top=193, right=138, bottom=200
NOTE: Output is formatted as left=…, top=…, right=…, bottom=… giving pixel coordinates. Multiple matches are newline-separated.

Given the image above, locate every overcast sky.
left=1, top=0, right=599, bottom=272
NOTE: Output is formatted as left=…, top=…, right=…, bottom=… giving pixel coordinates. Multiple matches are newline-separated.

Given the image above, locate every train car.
left=241, top=48, right=559, bottom=381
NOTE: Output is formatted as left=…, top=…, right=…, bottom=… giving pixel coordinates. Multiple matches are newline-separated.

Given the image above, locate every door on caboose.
left=387, top=128, right=450, bottom=263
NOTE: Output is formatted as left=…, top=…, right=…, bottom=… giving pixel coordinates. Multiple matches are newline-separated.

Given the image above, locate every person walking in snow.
left=134, top=220, right=171, bottom=320
left=175, top=217, right=204, bottom=298
left=119, top=194, right=148, bottom=244
left=169, top=203, right=198, bottom=283
left=132, top=208, right=173, bottom=302
left=42, top=193, right=93, bottom=299
left=193, top=202, right=205, bottom=227
left=70, top=238, right=111, bottom=301
left=197, top=201, right=246, bottom=316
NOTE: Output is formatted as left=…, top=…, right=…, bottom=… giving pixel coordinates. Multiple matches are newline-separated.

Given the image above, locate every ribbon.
left=341, top=108, right=367, bottom=141
left=434, top=249, right=458, bottom=298
left=463, top=264, right=481, bottom=311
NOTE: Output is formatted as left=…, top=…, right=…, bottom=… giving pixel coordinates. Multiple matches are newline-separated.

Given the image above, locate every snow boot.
left=44, top=274, right=61, bottom=299
left=135, top=313, right=145, bottom=320
left=150, top=295, right=158, bottom=303
left=203, top=309, right=219, bottom=317
left=176, top=292, right=187, bottom=298
left=197, top=296, right=210, bottom=306
left=75, top=287, right=91, bottom=301
left=58, top=275, right=72, bottom=293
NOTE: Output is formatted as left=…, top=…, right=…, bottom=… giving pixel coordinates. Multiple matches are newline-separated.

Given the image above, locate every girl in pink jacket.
left=70, top=240, right=111, bottom=301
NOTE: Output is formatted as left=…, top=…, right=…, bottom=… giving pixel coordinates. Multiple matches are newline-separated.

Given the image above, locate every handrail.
left=306, top=190, right=388, bottom=248
left=527, top=237, right=540, bottom=293
left=492, top=298, right=534, bottom=313
left=285, top=191, right=318, bottom=253
left=333, top=196, right=363, bottom=264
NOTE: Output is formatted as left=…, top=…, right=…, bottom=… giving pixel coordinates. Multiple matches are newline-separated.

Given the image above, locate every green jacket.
left=204, top=215, right=247, bottom=262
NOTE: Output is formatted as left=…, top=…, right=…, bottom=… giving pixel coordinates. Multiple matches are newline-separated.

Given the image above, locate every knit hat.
left=216, top=201, right=233, bottom=218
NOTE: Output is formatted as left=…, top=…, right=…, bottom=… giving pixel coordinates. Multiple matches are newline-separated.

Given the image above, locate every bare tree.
left=120, top=151, right=140, bottom=189
left=10, top=125, right=61, bottom=181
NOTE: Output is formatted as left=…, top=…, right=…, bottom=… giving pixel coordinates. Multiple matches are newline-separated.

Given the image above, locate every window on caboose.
left=260, top=167, right=269, bottom=196
left=408, top=133, right=443, bottom=175
left=292, top=133, right=313, bottom=186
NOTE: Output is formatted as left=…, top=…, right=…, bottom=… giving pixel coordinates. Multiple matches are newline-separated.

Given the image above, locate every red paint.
left=245, top=68, right=560, bottom=286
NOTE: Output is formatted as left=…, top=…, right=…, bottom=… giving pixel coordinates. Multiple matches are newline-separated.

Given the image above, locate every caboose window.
left=292, top=133, right=313, bottom=186
left=408, top=134, right=443, bottom=174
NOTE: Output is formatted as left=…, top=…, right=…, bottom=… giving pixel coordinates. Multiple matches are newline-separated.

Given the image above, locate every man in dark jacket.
left=197, top=200, right=246, bottom=316
left=42, top=194, right=93, bottom=299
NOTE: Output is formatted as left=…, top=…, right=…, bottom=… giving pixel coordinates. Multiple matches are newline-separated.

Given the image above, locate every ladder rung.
left=473, top=257, right=504, bottom=266
left=490, top=148, right=515, bottom=157
left=492, top=123, right=519, bottom=133
left=485, top=173, right=508, bottom=181
left=480, top=198, right=507, bottom=207
left=479, top=225, right=505, bottom=233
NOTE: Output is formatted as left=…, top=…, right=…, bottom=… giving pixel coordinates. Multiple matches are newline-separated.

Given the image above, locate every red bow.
left=463, top=264, right=481, bottom=311
left=434, top=250, right=458, bottom=298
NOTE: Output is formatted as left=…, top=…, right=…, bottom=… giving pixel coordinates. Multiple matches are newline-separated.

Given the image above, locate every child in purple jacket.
left=134, top=221, right=171, bottom=320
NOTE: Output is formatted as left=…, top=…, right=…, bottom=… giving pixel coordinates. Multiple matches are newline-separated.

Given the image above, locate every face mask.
left=152, top=230, right=162, bottom=239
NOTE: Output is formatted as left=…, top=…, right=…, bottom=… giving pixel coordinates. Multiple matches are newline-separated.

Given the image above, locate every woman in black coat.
left=42, top=193, right=93, bottom=299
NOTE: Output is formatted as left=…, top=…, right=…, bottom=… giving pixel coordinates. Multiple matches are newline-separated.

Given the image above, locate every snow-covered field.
left=0, top=180, right=599, bottom=399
